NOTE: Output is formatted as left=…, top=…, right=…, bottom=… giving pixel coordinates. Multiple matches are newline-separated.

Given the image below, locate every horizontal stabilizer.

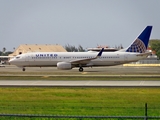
left=136, top=52, right=152, bottom=56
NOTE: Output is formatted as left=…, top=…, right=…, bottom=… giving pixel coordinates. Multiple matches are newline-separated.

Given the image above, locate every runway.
left=0, top=65, right=160, bottom=87
left=0, top=80, right=160, bottom=87
left=0, top=65, right=160, bottom=76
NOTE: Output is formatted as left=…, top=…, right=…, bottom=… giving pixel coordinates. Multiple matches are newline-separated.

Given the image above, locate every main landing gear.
left=22, top=67, right=25, bottom=71
left=79, top=67, right=83, bottom=72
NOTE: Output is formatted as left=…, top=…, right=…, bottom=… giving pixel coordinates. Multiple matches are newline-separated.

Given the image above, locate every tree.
left=149, top=39, right=160, bottom=59
left=78, top=45, right=85, bottom=52
left=1, top=47, right=6, bottom=56
left=0, top=47, right=13, bottom=56
left=0, top=51, right=2, bottom=56
left=64, top=44, right=78, bottom=52
left=2, top=47, right=6, bottom=53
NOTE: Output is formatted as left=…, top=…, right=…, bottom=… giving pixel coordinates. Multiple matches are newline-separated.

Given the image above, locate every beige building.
left=9, top=44, right=67, bottom=56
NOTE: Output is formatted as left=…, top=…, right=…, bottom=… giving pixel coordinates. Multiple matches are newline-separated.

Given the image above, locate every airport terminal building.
left=9, top=44, right=67, bottom=57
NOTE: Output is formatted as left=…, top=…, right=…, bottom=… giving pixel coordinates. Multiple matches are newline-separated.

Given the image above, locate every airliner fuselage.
left=9, top=51, right=148, bottom=67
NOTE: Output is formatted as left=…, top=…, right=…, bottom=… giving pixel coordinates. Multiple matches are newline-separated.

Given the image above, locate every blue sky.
left=0, top=0, right=160, bottom=51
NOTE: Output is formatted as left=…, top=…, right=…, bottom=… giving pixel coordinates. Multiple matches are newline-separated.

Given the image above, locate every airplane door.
left=25, top=55, right=31, bottom=65
left=124, top=54, right=128, bottom=61
left=25, top=55, right=29, bottom=61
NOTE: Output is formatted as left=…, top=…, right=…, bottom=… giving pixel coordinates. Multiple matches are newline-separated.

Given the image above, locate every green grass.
left=0, top=66, right=160, bottom=119
left=0, top=87, right=160, bottom=117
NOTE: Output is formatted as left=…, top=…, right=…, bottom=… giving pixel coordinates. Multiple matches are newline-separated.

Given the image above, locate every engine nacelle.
left=57, top=62, right=72, bottom=70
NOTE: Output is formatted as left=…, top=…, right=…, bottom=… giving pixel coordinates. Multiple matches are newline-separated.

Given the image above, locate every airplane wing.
left=70, top=48, right=104, bottom=64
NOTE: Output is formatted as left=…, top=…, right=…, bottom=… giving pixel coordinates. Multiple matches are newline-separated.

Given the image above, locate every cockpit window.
left=16, top=57, right=20, bottom=59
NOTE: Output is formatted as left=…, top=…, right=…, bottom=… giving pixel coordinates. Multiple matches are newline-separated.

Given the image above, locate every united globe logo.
left=126, top=39, right=146, bottom=53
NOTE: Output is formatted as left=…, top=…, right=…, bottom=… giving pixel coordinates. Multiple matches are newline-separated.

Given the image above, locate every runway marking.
left=140, top=81, right=145, bottom=86
left=81, top=72, right=88, bottom=74
left=84, top=81, right=92, bottom=86
left=29, top=81, right=41, bottom=85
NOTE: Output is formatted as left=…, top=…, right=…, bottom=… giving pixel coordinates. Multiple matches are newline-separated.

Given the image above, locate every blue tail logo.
left=126, top=26, right=152, bottom=53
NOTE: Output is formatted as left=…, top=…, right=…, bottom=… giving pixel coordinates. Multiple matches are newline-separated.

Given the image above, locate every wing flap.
left=70, top=58, right=96, bottom=64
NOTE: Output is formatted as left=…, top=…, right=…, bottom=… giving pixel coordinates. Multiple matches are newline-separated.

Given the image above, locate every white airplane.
left=9, top=26, right=152, bottom=72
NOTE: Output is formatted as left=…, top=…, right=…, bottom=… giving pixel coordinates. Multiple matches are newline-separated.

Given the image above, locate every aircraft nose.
left=9, top=59, right=14, bottom=65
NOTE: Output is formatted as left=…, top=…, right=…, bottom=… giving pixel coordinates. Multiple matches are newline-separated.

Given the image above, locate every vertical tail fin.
left=126, top=26, right=152, bottom=53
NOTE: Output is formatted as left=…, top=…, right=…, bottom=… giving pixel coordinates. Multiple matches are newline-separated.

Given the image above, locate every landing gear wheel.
left=22, top=68, right=25, bottom=71
left=79, top=67, right=83, bottom=72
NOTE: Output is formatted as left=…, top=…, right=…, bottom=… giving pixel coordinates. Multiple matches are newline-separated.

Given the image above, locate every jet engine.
left=57, top=62, right=72, bottom=70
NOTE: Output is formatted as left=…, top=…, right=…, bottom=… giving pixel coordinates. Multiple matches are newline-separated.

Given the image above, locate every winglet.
left=97, top=48, right=104, bottom=57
